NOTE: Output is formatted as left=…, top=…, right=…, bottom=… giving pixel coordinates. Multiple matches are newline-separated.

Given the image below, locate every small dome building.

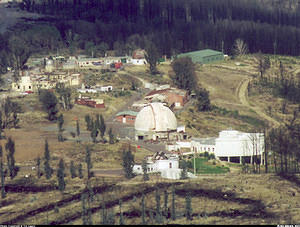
left=135, top=102, right=178, bottom=141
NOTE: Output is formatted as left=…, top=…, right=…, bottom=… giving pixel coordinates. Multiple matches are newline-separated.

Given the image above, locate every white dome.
left=135, top=102, right=177, bottom=132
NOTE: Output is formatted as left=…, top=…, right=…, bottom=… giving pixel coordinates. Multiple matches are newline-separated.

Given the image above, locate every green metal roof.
left=115, top=110, right=138, bottom=117
left=178, top=49, right=223, bottom=58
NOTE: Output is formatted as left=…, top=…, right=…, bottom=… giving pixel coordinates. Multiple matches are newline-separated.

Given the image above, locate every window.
left=137, top=167, right=140, bottom=170
left=147, top=168, right=150, bottom=172
left=29, top=86, right=31, bottom=89
left=169, top=163, right=172, bottom=168
left=213, top=148, right=215, bottom=152
left=208, top=148, right=210, bottom=152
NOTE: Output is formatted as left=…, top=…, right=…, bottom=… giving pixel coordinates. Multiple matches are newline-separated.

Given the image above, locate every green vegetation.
left=185, top=157, right=230, bottom=174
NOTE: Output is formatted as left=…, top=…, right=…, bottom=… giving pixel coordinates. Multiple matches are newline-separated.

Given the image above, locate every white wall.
left=215, top=130, right=264, bottom=157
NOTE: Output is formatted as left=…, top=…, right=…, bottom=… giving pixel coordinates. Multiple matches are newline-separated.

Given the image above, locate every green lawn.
left=187, top=158, right=230, bottom=174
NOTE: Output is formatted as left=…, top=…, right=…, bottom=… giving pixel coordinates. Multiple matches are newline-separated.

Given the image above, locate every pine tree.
left=36, top=156, right=41, bottom=178
left=142, top=159, right=149, bottom=181
left=171, top=185, right=176, bottom=220
left=145, top=40, right=160, bottom=75
left=70, top=160, right=77, bottom=178
left=5, top=137, right=19, bottom=179
left=78, top=163, right=83, bottom=179
left=0, top=145, right=6, bottom=199
left=57, top=158, right=65, bottom=192
left=44, top=140, right=53, bottom=179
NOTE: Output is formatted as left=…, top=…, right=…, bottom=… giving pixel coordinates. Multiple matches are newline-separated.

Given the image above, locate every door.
left=122, top=116, right=126, bottom=123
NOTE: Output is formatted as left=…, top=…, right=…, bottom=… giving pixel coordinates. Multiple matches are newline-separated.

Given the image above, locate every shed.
left=115, top=110, right=138, bottom=125
left=177, top=49, right=224, bottom=64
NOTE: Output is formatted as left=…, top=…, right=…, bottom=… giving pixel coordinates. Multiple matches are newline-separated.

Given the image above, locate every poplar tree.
left=36, top=156, right=41, bottom=178
left=85, top=114, right=92, bottom=131
left=108, top=128, right=114, bottom=144
left=122, top=147, right=135, bottom=179
left=90, top=121, right=98, bottom=143
left=57, top=159, right=65, bottom=192
left=5, top=137, right=19, bottom=179
left=76, top=120, right=80, bottom=142
left=70, top=160, right=77, bottom=178
left=44, top=139, right=53, bottom=179
left=99, top=114, right=106, bottom=140
left=78, top=163, right=83, bottom=179
left=57, top=113, right=64, bottom=142
left=0, top=112, right=3, bottom=139
left=142, top=159, right=149, bottom=181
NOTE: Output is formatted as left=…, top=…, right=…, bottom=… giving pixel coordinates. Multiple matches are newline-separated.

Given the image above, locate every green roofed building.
left=177, top=49, right=224, bottom=64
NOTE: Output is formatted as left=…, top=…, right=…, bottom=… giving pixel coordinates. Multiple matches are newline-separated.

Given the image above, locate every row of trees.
left=80, top=184, right=193, bottom=225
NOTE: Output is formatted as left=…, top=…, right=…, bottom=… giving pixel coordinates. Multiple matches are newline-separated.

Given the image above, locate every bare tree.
left=233, top=38, right=248, bottom=57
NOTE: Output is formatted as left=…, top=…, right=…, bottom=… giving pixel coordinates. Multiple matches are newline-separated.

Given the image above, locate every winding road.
left=237, top=78, right=281, bottom=128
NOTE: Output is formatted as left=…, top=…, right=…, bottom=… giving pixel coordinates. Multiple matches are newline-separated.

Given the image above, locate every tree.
left=76, top=120, right=80, bottom=142
left=78, top=163, right=83, bottom=179
left=119, top=199, right=125, bottom=225
left=195, top=87, right=211, bottom=112
left=171, top=57, right=197, bottom=94
left=185, top=192, right=192, bottom=220
left=121, top=146, right=135, bottom=179
left=70, top=160, right=77, bottom=178
left=44, top=139, right=53, bottom=179
left=56, top=83, right=72, bottom=110
left=141, top=193, right=146, bottom=225
left=85, top=146, right=93, bottom=179
left=255, top=52, right=270, bottom=79
left=171, top=184, right=176, bottom=221
left=5, top=137, right=19, bottom=179
left=155, top=188, right=162, bottom=224
left=99, top=115, right=106, bottom=141
left=0, top=145, right=6, bottom=198
left=57, top=159, right=66, bottom=192
left=57, top=113, right=64, bottom=142
left=163, top=190, right=168, bottom=218
left=108, top=128, right=114, bottom=144
left=2, top=97, right=21, bottom=129
left=81, top=192, right=88, bottom=225
left=85, top=114, right=92, bottom=131
left=36, top=156, right=41, bottom=178
left=39, top=90, right=58, bottom=121
left=233, top=38, right=248, bottom=57
left=145, top=41, right=160, bottom=75
left=180, top=160, right=188, bottom=180
left=142, top=159, right=149, bottom=181
left=90, top=121, right=98, bottom=143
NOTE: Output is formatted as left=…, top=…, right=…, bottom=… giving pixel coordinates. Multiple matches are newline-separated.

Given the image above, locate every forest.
left=2, top=0, right=300, bottom=73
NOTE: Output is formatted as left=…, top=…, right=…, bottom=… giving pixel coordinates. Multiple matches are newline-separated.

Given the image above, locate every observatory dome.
left=134, top=102, right=177, bottom=132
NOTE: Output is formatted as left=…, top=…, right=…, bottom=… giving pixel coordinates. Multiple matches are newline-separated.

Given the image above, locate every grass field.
left=187, top=158, right=230, bottom=174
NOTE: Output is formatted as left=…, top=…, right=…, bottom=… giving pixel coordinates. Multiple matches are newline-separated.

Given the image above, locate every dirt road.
left=237, top=78, right=281, bottom=128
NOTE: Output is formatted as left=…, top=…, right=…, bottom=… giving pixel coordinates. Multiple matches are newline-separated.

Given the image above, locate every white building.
left=215, top=130, right=264, bottom=164
left=134, top=102, right=178, bottom=141
left=190, top=130, right=265, bottom=164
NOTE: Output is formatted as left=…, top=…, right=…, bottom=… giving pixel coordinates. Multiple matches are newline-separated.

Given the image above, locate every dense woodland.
left=1, top=0, right=300, bottom=73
